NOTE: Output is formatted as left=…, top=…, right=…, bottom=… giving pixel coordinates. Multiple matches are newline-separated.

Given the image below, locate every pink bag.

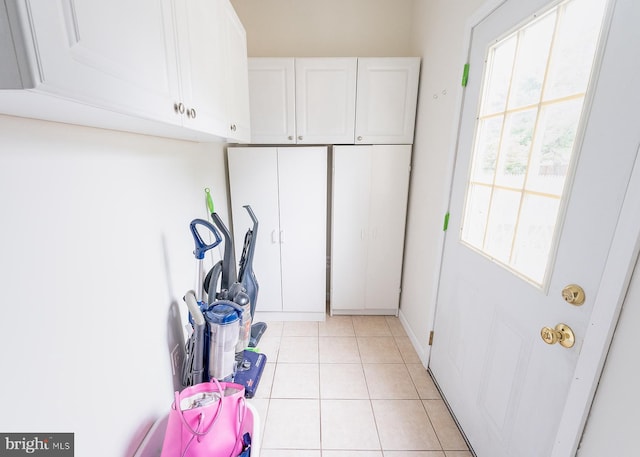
left=160, top=379, right=247, bottom=457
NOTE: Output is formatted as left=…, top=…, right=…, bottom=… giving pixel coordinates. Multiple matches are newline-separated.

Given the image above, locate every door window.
left=461, top=0, right=608, bottom=285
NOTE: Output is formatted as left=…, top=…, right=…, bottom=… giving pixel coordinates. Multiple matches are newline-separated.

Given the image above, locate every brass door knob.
left=562, top=284, right=585, bottom=305
left=540, top=323, right=575, bottom=348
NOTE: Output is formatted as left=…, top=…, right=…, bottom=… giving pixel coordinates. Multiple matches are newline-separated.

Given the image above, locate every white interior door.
left=364, top=145, right=411, bottom=310
left=228, top=147, right=283, bottom=312
left=430, top=0, right=640, bottom=456
left=278, top=147, right=328, bottom=313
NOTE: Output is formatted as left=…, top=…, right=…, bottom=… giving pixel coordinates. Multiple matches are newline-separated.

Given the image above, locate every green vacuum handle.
left=205, top=188, right=214, bottom=215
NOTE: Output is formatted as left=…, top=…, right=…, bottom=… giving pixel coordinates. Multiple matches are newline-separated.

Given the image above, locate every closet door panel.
left=330, top=146, right=371, bottom=311
left=278, top=147, right=328, bottom=313
left=364, top=145, right=412, bottom=310
left=228, top=147, right=283, bottom=312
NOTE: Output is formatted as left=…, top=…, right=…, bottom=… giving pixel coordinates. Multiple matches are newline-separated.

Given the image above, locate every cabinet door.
left=221, top=0, right=251, bottom=143
left=330, top=146, right=371, bottom=311
left=295, top=58, right=357, bottom=145
left=176, top=0, right=229, bottom=134
left=364, top=145, right=411, bottom=310
left=278, top=147, right=327, bottom=313
left=228, top=147, right=283, bottom=312
left=247, top=58, right=296, bottom=144
left=13, top=0, right=180, bottom=124
left=355, top=58, right=420, bottom=145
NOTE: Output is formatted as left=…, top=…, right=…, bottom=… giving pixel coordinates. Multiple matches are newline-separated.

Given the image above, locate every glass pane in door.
left=460, top=0, right=608, bottom=285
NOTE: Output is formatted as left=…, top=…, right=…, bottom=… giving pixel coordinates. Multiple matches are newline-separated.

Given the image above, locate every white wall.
left=230, top=0, right=415, bottom=57
left=0, top=115, right=230, bottom=456
left=400, top=0, right=486, bottom=362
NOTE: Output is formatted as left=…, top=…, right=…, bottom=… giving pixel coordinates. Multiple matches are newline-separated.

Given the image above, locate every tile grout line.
left=261, top=316, right=459, bottom=455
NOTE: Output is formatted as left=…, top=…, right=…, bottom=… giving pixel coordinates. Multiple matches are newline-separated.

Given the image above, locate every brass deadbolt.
left=540, top=323, right=575, bottom=348
left=562, top=284, right=585, bottom=306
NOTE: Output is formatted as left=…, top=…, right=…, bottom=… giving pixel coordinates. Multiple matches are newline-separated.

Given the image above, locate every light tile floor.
left=248, top=315, right=472, bottom=457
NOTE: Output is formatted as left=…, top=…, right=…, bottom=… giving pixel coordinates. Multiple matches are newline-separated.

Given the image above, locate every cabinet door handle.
left=187, top=108, right=197, bottom=119
left=357, top=136, right=363, bottom=142
left=271, top=230, right=277, bottom=244
left=298, top=135, right=303, bottom=141
left=288, top=135, right=294, bottom=141
left=230, top=124, right=237, bottom=132
left=174, top=102, right=185, bottom=114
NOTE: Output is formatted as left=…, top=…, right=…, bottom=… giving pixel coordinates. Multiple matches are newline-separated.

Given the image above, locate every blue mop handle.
left=190, top=218, right=222, bottom=259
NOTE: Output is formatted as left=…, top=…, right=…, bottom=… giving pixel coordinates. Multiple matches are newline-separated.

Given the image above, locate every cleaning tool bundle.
left=201, top=196, right=267, bottom=348
left=181, top=192, right=267, bottom=398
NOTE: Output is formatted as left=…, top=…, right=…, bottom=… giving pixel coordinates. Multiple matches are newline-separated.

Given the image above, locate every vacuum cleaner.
left=181, top=190, right=267, bottom=396
left=202, top=190, right=267, bottom=346
left=181, top=218, right=222, bottom=387
left=236, top=205, right=267, bottom=347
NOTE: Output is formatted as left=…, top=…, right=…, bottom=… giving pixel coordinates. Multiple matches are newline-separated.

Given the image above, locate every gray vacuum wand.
left=182, top=290, right=205, bottom=386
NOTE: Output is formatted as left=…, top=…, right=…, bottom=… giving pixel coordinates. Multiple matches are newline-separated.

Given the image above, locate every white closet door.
left=364, top=145, right=411, bottom=310
left=227, top=147, right=283, bottom=312
left=355, top=58, right=421, bottom=145
left=247, top=58, right=296, bottom=144
left=295, top=58, right=357, bottom=144
left=278, top=147, right=328, bottom=313
left=331, top=146, right=372, bottom=311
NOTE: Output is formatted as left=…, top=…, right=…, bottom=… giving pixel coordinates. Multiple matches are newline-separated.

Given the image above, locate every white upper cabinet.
left=175, top=0, right=250, bottom=141
left=220, top=0, right=251, bottom=143
left=2, top=0, right=180, bottom=123
left=247, top=58, right=296, bottom=144
left=175, top=0, right=250, bottom=142
left=294, top=58, right=357, bottom=145
left=175, top=0, right=227, bottom=134
left=355, top=57, right=421, bottom=145
left=247, top=56, right=420, bottom=145
left=0, top=0, right=250, bottom=142
left=247, top=57, right=357, bottom=145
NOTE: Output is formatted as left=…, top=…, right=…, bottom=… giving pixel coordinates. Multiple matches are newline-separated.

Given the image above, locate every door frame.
left=427, top=0, right=640, bottom=455
left=552, top=146, right=640, bottom=455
